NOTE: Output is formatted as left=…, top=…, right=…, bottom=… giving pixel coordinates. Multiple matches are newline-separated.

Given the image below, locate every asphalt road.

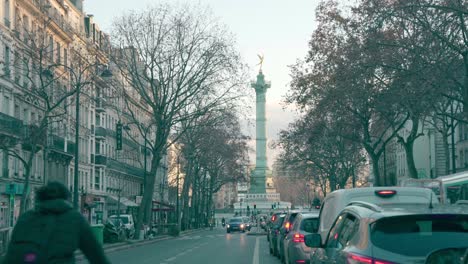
left=78, top=227, right=281, bottom=264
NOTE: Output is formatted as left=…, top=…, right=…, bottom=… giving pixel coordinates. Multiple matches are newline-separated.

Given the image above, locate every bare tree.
left=111, top=3, right=246, bottom=237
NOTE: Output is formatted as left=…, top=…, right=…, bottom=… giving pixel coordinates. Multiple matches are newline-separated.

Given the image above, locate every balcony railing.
left=0, top=112, right=23, bottom=137
left=95, top=126, right=106, bottom=138
left=95, top=154, right=107, bottom=166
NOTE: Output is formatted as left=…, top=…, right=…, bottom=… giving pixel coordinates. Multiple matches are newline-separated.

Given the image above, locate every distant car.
left=317, top=187, right=438, bottom=244
left=283, top=212, right=319, bottom=264
left=269, top=214, right=286, bottom=257
left=306, top=202, right=468, bottom=263
left=267, top=212, right=284, bottom=242
left=226, top=217, right=247, bottom=233
left=109, top=214, right=135, bottom=239
left=277, top=211, right=301, bottom=262
left=260, top=217, right=267, bottom=230
left=243, top=217, right=252, bottom=231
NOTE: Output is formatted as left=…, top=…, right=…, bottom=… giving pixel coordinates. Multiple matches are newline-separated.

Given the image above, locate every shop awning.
left=106, top=195, right=139, bottom=208
left=152, top=200, right=175, bottom=212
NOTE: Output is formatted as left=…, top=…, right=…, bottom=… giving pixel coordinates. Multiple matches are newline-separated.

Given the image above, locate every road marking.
left=166, top=257, right=177, bottom=262
left=252, top=237, right=260, bottom=264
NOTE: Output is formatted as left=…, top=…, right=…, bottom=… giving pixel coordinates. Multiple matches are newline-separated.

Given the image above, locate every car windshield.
left=371, top=215, right=468, bottom=257
left=229, top=218, right=242, bottom=223
left=111, top=216, right=129, bottom=224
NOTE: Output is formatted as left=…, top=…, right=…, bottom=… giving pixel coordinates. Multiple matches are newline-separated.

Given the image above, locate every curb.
left=76, top=228, right=206, bottom=261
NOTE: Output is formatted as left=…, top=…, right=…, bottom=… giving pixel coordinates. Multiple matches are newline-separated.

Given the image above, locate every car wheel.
left=269, top=246, right=273, bottom=255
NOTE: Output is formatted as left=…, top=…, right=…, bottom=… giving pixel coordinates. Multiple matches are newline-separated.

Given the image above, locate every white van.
left=317, top=187, right=438, bottom=244
left=109, top=214, right=135, bottom=238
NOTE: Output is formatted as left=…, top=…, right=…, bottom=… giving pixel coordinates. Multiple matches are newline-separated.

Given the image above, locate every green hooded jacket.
left=2, top=199, right=111, bottom=264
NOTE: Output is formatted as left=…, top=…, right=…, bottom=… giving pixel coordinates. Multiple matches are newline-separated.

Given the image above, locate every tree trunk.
left=134, top=149, right=162, bottom=239
left=181, top=160, right=193, bottom=230
left=20, top=148, right=36, bottom=215
left=370, top=154, right=382, bottom=186
left=403, top=140, right=418, bottom=179
left=442, top=130, right=450, bottom=175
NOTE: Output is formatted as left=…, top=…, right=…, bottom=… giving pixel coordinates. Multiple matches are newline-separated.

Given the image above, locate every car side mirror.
left=304, top=233, right=322, bottom=248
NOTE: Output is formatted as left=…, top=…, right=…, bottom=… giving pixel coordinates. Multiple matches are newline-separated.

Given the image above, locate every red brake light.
left=295, top=260, right=306, bottom=263
left=292, top=233, right=305, bottom=243
left=375, top=190, right=397, bottom=198
left=347, top=253, right=394, bottom=264
left=271, top=215, right=276, bottom=221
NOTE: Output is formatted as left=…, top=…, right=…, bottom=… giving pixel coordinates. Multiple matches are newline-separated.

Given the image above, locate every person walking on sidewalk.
left=2, top=181, right=111, bottom=264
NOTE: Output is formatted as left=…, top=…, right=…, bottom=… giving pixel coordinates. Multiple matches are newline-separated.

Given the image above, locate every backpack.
left=5, top=213, right=56, bottom=264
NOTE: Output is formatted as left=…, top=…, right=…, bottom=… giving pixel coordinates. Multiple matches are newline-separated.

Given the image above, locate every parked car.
left=267, top=212, right=284, bottom=242
left=317, top=187, right=438, bottom=244
left=283, top=212, right=319, bottom=264
left=109, top=214, right=135, bottom=239
left=277, top=211, right=301, bottom=262
left=269, top=214, right=286, bottom=257
left=226, top=217, right=247, bottom=233
left=306, top=202, right=468, bottom=263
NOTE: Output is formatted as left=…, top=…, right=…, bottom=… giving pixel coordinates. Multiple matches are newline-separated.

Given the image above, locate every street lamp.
left=73, top=66, right=112, bottom=209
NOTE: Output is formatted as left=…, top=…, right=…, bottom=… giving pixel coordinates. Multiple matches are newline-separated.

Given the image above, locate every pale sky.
left=84, top=0, right=319, bottom=166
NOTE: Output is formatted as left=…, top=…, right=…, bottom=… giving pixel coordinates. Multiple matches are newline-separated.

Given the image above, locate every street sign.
left=116, top=122, right=123, bottom=150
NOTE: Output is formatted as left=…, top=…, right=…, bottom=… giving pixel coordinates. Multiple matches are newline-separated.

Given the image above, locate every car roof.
left=327, top=186, right=434, bottom=197
left=299, top=212, right=319, bottom=218
left=344, top=203, right=468, bottom=220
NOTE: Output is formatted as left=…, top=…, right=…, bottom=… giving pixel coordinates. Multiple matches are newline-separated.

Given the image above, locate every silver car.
left=306, top=202, right=468, bottom=263
left=283, top=212, right=319, bottom=264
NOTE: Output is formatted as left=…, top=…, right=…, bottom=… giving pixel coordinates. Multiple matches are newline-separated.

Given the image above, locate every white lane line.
left=166, top=257, right=177, bottom=262
left=252, top=237, right=260, bottom=264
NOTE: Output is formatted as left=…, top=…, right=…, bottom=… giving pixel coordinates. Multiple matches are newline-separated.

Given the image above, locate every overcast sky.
left=84, top=0, right=319, bottom=166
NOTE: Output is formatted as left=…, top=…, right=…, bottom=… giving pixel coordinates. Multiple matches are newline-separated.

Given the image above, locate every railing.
left=0, top=112, right=23, bottom=136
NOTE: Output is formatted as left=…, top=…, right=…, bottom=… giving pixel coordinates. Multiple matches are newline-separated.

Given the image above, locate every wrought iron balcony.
left=95, top=126, right=106, bottom=139
left=95, top=154, right=107, bottom=166
left=0, top=112, right=23, bottom=137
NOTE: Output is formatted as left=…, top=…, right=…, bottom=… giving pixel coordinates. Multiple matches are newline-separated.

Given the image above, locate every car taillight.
left=292, top=233, right=305, bottom=243
left=295, top=260, right=306, bottom=264
left=272, top=215, right=276, bottom=221
left=347, top=253, right=394, bottom=264
left=374, top=190, right=397, bottom=198
left=285, top=221, right=291, bottom=229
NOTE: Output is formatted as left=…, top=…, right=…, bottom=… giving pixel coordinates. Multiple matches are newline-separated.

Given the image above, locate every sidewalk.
left=0, top=228, right=205, bottom=263
left=75, top=228, right=205, bottom=261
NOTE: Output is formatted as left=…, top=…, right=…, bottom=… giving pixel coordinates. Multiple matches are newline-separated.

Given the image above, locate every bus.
left=400, top=171, right=468, bottom=204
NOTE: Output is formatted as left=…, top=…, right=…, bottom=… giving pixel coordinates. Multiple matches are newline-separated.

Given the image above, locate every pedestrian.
left=2, top=181, right=111, bottom=264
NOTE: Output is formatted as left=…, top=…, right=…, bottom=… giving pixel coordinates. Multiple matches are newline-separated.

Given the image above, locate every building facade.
left=0, top=0, right=167, bottom=227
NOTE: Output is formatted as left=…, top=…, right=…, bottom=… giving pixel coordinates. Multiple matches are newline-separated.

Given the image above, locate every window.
left=4, top=0, right=10, bottom=28
left=56, top=43, right=61, bottom=64
left=48, top=36, right=54, bottom=61
left=14, top=104, right=19, bottom=118
left=4, top=45, right=10, bottom=77
left=2, top=96, right=10, bottom=114
left=63, top=48, right=68, bottom=66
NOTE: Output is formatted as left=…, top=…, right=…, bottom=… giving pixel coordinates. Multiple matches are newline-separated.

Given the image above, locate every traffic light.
left=247, top=205, right=250, bottom=211
left=116, top=122, right=123, bottom=150
left=254, top=204, right=256, bottom=210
